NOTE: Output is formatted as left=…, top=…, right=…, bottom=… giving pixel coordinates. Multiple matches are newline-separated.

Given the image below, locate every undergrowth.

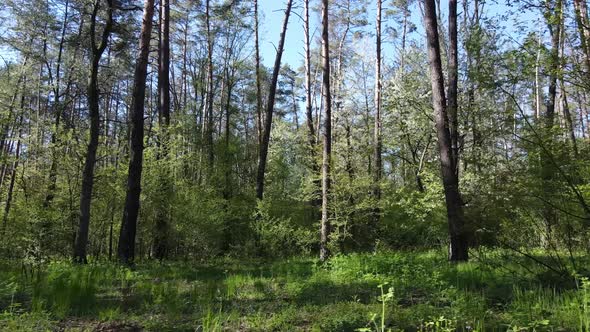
left=0, top=250, right=589, bottom=331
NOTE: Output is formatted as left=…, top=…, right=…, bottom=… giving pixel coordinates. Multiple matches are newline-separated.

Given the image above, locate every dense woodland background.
left=2, top=0, right=590, bottom=330
left=0, top=0, right=588, bottom=268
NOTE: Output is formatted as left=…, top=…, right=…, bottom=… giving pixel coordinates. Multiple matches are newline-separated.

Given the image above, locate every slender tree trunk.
left=372, top=0, right=383, bottom=229
left=255, top=0, right=293, bottom=200
left=332, top=1, right=350, bottom=145
left=319, top=0, right=332, bottom=262
left=223, top=76, right=234, bottom=200
left=291, top=80, right=299, bottom=130
left=573, top=0, right=590, bottom=85
left=44, top=0, right=70, bottom=207
left=205, top=0, right=215, bottom=173
left=74, top=0, right=113, bottom=264
left=182, top=15, right=189, bottom=111
left=558, top=12, right=578, bottom=157
left=561, top=90, right=578, bottom=156
left=304, top=0, right=321, bottom=221
left=541, top=0, right=562, bottom=237
left=400, top=5, right=409, bottom=74
left=448, top=0, right=460, bottom=173
left=535, top=31, right=542, bottom=120
left=153, top=0, right=171, bottom=260
left=254, top=0, right=263, bottom=148
left=423, top=0, right=468, bottom=262
left=0, top=77, right=27, bottom=237
left=0, top=56, right=29, bottom=192
left=117, top=0, right=154, bottom=265
left=1, top=123, right=23, bottom=236
left=545, top=0, right=561, bottom=130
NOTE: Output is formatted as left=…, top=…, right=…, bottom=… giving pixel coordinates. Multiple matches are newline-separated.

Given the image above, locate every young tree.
left=372, top=0, right=383, bottom=226
left=74, top=0, right=114, bottom=264
left=540, top=0, right=562, bottom=236
left=118, top=0, right=155, bottom=265
left=320, top=0, right=333, bottom=262
left=204, top=0, right=215, bottom=173
left=573, top=0, right=590, bottom=83
left=256, top=0, right=293, bottom=200
left=153, top=0, right=171, bottom=260
left=254, top=0, right=263, bottom=147
left=44, top=0, right=70, bottom=208
left=422, top=0, right=468, bottom=262
left=448, top=0, right=459, bottom=172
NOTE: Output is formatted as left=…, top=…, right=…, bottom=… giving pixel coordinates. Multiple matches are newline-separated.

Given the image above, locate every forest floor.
left=0, top=250, right=589, bottom=331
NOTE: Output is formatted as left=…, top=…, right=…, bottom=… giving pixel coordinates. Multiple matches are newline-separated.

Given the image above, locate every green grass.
left=0, top=250, right=589, bottom=331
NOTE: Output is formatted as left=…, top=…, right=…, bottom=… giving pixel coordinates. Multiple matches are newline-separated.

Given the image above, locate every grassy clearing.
left=0, top=250, right=589, bottom=331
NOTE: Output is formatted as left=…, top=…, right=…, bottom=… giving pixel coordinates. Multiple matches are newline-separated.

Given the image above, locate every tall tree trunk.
left=205, top=0, right=215, bottom=173
left=73, top=0, right=113, bottom=264
left=153, top=0, right=171, bottom=261
left=44, top=0, right=69, bottom=207
left=0, top=55, right=29, bottom=192
left=541, top=0, right=562, bottom=238
left=117, top=0, right=155, bottom=265
left=291, top=80, right=299, bottom=130
left=573, top=0, right=590, bottom=85
left=545, top=0, right=561, bottom=130
left=535, top=30, right=543, bottom=120
left=1, top=76, right=27, bottom=237
left=319, top=0, right=332, bottom=262
left=423, top=0, right=468, bottom=262
left=223, top=76, right=234, bottom=200
left=372, top=0, right=383, bottom=229
left=448, top=0, right=460, bottom=173
left=558, top=11, right=578, bottom=157
left=1, top=120, right=23, bottom=236
left=304, top=0, right=321, bottom=221
left=561, top=90, right=578, bottom=156
left=255, top=0, right=293, bottom=200
left=254, top=0, right=263, bottom=148
left=182, top=14, right=189, bottom=111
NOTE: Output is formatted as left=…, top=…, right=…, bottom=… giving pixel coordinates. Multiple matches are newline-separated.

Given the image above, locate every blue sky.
left=259, top=1, right=309, bottom=69
left=257, top=0, right=539, bottom=70
left=0, top=0, right=539, bottom=71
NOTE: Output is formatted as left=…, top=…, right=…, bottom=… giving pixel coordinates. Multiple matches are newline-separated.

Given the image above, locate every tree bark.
left=303, top=0, right=321, bottom=221
left=422, top=0, right=468, bottom=262
left=558, top=9, right=578, bottom=157
left=573, top=0, right=590, bottom=85
left=1, top=120, right=23, bottom=236
left=448, top=0, right=459, bottom=174
left=320, top=0, right=332, bottom=262
left=117, top=0, right=155, bottom=265
left=372, top=0, right=383, bottom=228
left=153, top=0, right=171, bottom=261
left=44, top=0, right=69, bottom=207
left=254, top=0, right=263, bottom=148
left=74, top=0, right=113, bottom=264
left=0, top=76, right=27, bottom=237
left=205, top=0, right=215, bottom=172
left=541, top=0, right=562, bottom=237
left=255, top=0, right=293, bottom=200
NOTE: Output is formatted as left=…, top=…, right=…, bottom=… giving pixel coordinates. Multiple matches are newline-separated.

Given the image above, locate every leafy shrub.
left=252, top=200, right=315, bottom=258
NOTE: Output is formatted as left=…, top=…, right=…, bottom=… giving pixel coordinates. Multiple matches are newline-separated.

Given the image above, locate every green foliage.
left=0, top=311, right=54, bottom=332
left=30, top=262, right=101, bottom=318
left=379, top=182, right=447, bottom=249
left=252, top=199, right=315, bottom=258
left=2, top=251, right=590, bottom=330
left=0, top=0, right=590, bottom=330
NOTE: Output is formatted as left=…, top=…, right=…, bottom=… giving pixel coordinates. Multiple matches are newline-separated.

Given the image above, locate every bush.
left=252, top=200, right=315, bottom=258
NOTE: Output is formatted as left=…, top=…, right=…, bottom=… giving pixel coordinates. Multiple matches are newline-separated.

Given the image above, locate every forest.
left=0, top=0, right=589, bottom=330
